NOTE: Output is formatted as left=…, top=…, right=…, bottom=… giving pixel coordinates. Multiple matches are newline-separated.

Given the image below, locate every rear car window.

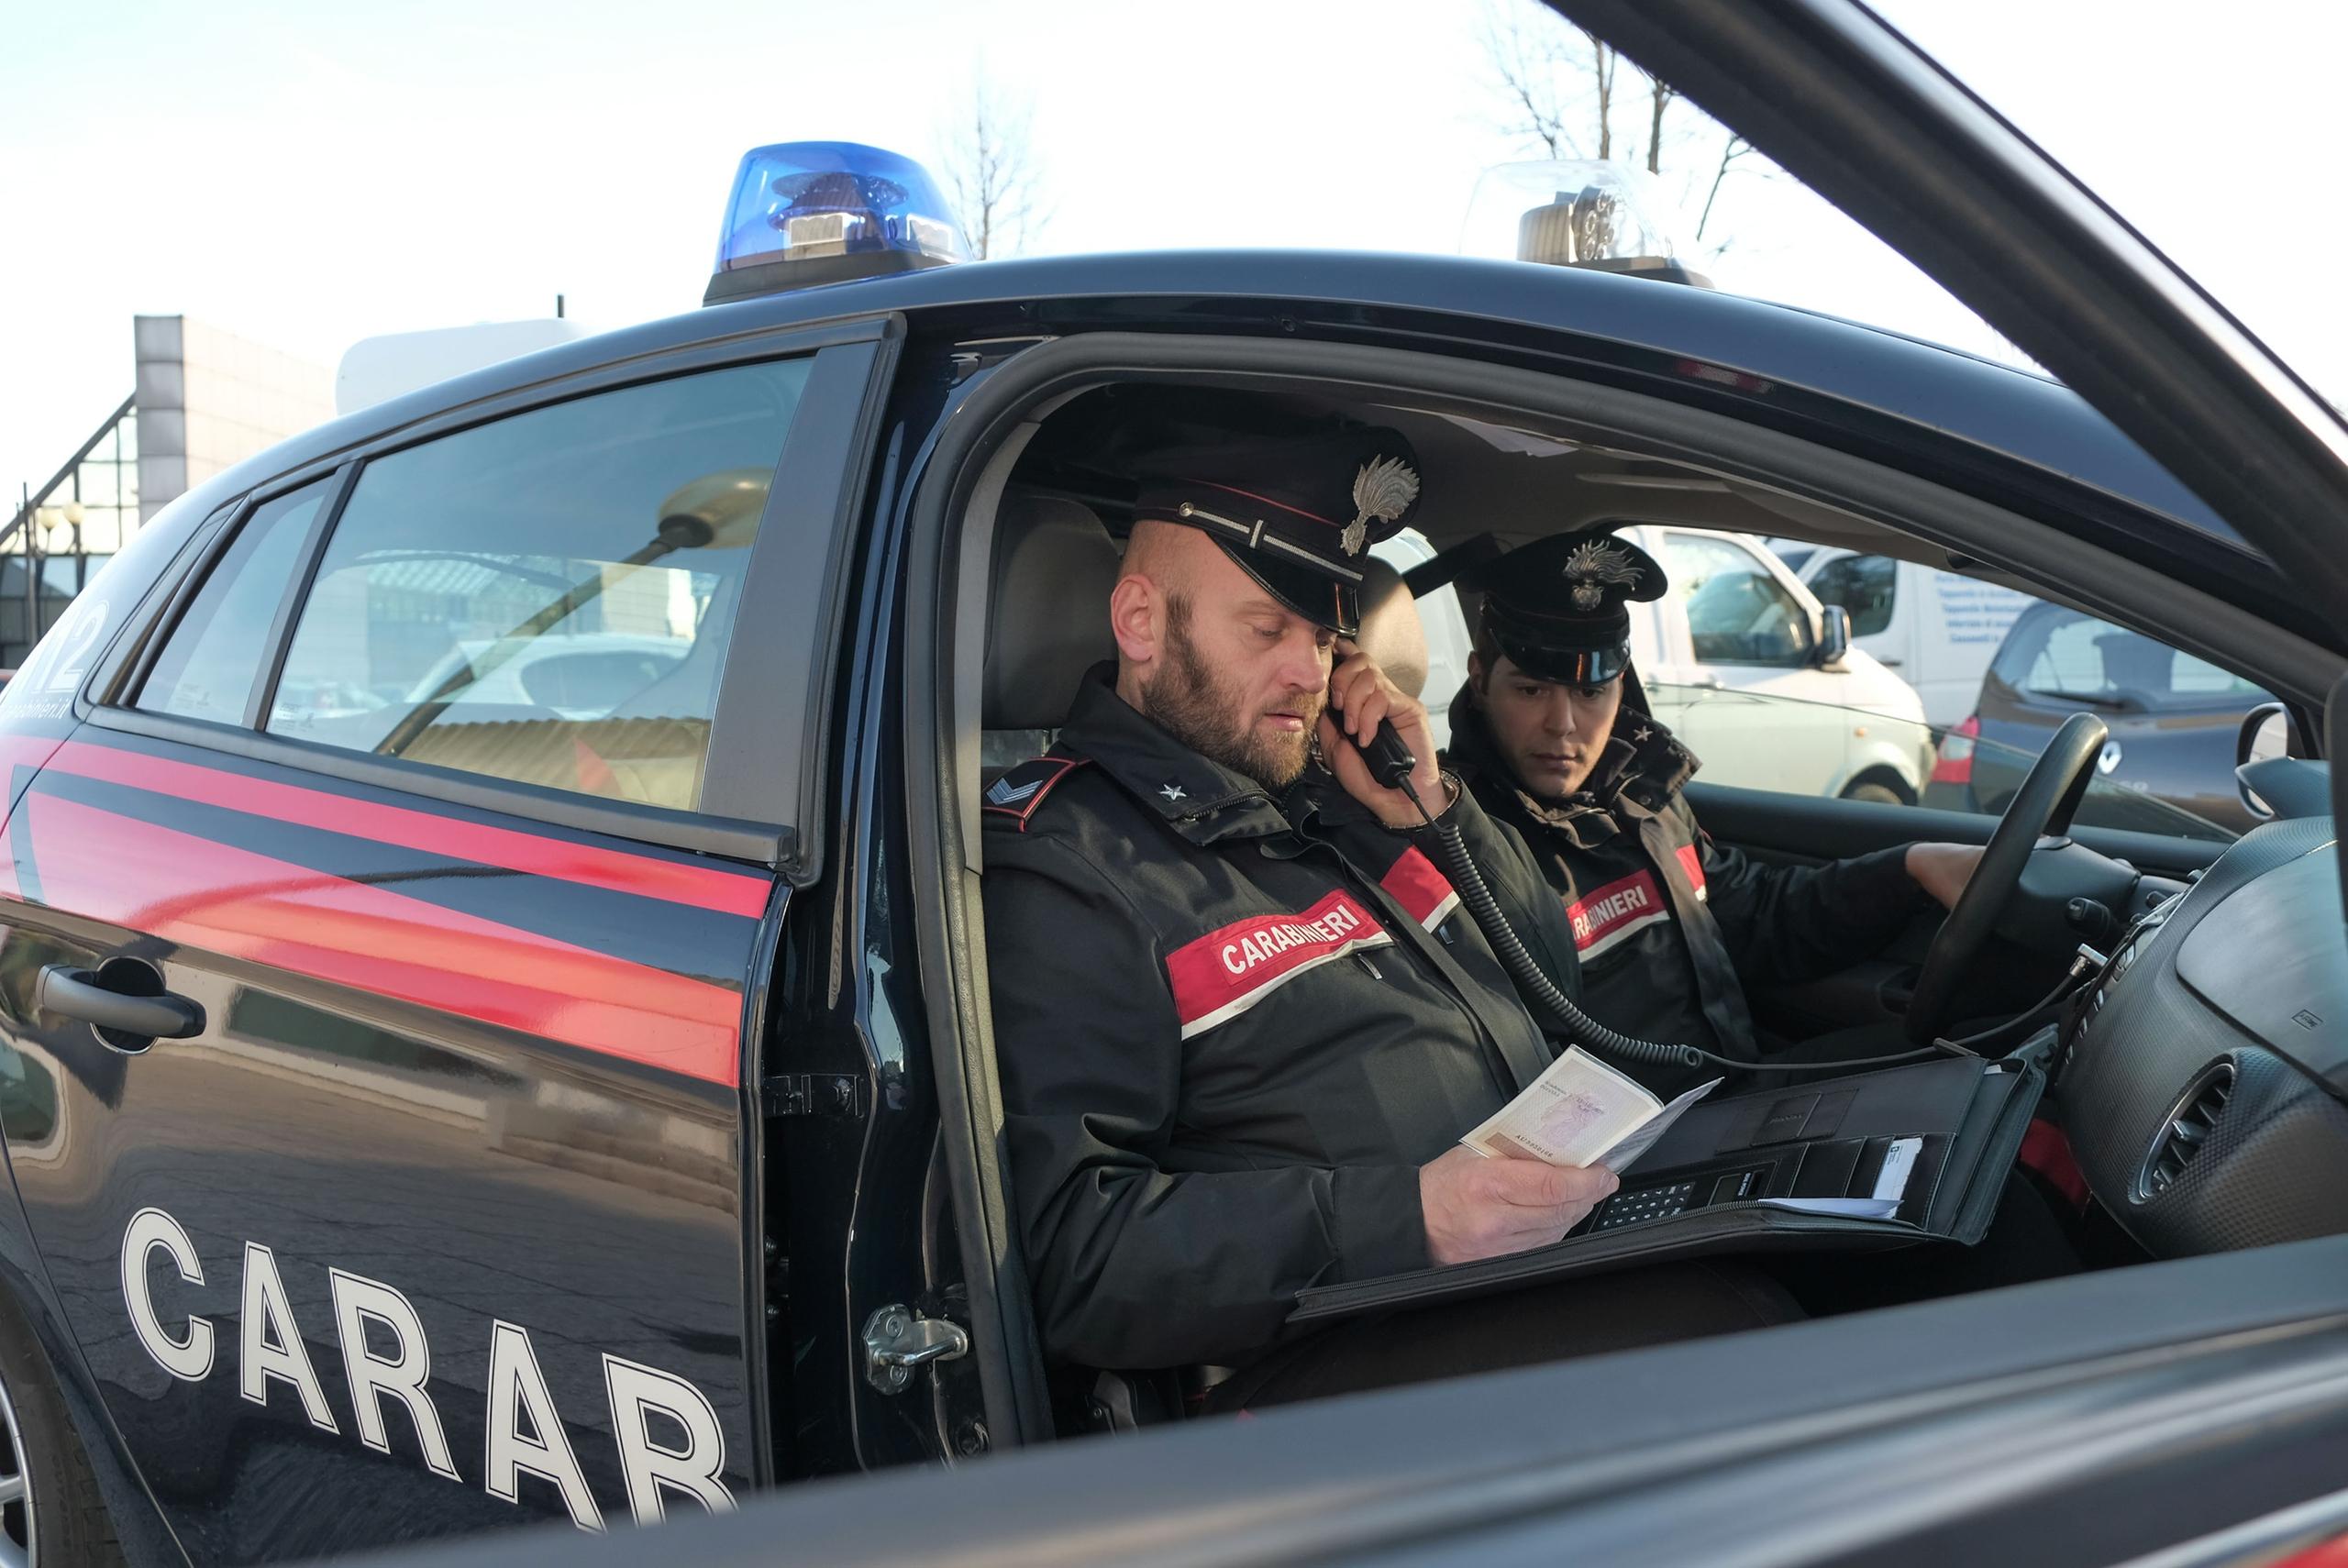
left=262, top=359, right=810, bottom=812
left=1993, top=606, right=2267, bottom=712
left=138, top=480, right=335, bottom=726
left=1806, top=553, right=1896, bottom=637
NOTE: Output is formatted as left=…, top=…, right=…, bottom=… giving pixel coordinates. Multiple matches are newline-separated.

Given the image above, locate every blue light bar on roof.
left=704, top=141, right=970, bottom=305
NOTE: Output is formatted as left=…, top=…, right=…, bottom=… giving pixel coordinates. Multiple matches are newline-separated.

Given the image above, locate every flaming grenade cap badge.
left=1342, top=456, right=1421, bottom=557
left=1563, top=539, right=1643, bottom=611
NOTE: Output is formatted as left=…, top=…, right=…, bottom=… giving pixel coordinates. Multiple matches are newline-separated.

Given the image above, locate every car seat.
left=396, top=575, right=742, bottom=811
left=979, top=491, right=1183, bottom=1431
left=980, top=491, right=1123, bottom=774
left=1355, top=557, right=1427, bottom=701
left=2091, top=627, right=2169, bottom=712
left=399, top=709, right=709, bottom=807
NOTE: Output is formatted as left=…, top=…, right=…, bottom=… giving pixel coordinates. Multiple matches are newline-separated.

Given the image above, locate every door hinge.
left=762, top=1074, right=865, bottom=1118
left=861, top=1304, right=969, bottom=1394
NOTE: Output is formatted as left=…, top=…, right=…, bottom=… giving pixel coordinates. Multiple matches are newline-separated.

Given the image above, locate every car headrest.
left=984, top=493, right=1123, bottom=730
left=1354, top=557, right=1428, bottom=700
left=2092, top=628, right=2169, bottom=694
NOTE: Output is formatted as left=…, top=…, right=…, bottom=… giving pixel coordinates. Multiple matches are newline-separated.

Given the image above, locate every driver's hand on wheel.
left=1906, top=843, right=1984, bottom=911
left=1419, top=1145, right=1617, bottom=1266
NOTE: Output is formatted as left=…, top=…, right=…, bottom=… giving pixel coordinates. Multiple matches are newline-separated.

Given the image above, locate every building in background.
left=5, top=316, right=332, bottom=669
left=134, top=315, right=334, bottom=525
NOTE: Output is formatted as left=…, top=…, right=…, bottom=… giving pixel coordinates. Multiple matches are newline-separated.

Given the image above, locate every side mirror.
left=2236, top=701, right=2297, bottom=768
left=2236, top=701, right=2296, bottom=821
left=1814, top=603, right=1852, bottom=668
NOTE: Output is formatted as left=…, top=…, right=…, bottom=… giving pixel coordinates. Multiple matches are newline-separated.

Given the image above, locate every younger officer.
left=1445, top=531, right=1981, bottom=1090
left=982, top=417, right=1798, bottom=1402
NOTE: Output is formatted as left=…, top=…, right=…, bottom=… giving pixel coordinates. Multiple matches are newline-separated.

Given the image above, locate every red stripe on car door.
left=46, top=739, right=771, bottom=918
left=25, top=792, right=742, bottom=1085
left=0, top=731, right=72, bottom=905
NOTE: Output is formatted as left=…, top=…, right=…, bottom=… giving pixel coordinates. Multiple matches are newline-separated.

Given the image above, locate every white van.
left=1384, top=526, right=1934, bottom=804
left=1795, top=547, right=2035, bottom=728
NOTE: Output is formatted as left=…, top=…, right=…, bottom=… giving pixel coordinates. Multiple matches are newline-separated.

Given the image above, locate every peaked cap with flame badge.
left=1467, top=530, right=1668, bottom=685
left=1126, top=419, right=1423, bottom=637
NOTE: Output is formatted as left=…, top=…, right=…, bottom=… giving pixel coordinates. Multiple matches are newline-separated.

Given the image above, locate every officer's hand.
left=1418, top=1145, right=1618, bottom=1266
left=1905, top=842, right=1984, bottom=911
left=1321, top=641, right=1445, bottom=829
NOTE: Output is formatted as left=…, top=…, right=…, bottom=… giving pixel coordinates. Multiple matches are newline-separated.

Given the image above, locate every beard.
left=1143, top=602, right=1324, bottom=793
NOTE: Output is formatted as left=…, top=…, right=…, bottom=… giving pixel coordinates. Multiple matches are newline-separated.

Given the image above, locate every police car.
left=7, top=4, right=2348, bottom=1563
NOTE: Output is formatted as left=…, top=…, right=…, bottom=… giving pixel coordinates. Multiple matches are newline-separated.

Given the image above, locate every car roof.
left=194, top=250, right=2240, bottom=554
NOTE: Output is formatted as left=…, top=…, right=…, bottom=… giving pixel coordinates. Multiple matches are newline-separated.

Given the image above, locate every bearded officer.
left=982, top=415, right=1798, bottom=1408
left=1444, top=531, right=1983, bottom=1094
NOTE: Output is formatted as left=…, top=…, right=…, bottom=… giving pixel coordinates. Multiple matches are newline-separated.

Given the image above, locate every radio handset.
left=1338, top=712, right=1940, bottom=1077
left=1356, top=716, right=1419, bottom=792
left=1325, top=651, right=1421, bottom=791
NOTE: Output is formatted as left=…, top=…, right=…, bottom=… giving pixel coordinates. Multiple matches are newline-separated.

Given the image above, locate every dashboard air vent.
left=2137, top=1059, right=2236, bottom=1201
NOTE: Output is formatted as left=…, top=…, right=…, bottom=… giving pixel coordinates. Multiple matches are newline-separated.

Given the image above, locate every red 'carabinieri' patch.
left=1165, top=890, right=1393, bottom=1039
left=1566, top=868, right=1671, bottom=960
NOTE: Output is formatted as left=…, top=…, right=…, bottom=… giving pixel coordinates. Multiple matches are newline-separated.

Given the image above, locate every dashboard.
left=2061, top=814, right=2348, bottom=1253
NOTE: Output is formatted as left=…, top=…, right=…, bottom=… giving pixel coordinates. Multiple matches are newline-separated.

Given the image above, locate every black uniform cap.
left=1468, top=530, right=1668, bottom=685
left=1128, top=424, right=1423, bottom=637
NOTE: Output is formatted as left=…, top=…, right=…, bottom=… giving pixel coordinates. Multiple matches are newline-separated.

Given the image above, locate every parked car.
left=1932, top=601, right=2276, bottom=835
left=5, top=3, right=2348, bottom=1556
left=1626, top=525, right=1932, bottom=803
left=1799, top=546, right=2036, bottom=727
left=1762, top=535, right=1822, bottom=575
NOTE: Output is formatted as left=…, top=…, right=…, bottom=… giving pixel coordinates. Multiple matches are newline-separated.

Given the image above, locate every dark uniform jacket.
left=982, top=668, right=1580, bottom=1372
left=1445, top=684, right=1931, bottom=1097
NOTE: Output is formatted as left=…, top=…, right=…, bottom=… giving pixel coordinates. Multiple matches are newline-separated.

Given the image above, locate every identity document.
left=1460, top=1046, right=1720, bottom=1172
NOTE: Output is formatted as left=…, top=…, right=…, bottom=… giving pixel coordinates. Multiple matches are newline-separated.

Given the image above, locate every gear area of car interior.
left=901, top=342, right=2348, bottom=1444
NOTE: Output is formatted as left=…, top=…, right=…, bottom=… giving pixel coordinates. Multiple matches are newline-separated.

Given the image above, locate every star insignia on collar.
left=1158, top=782, right=1187, bottom=802
left=1633, top=724, right=1654, bottom=742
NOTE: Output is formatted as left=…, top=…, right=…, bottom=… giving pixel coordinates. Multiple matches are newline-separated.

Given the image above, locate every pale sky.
left=5, top=0, right=2343, bottom=504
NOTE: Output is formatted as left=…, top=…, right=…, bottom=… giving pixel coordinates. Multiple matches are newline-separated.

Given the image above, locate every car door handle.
left=1877, top=657, right=1904, bottom=668
left=38, top=965, right=205, bottom=1041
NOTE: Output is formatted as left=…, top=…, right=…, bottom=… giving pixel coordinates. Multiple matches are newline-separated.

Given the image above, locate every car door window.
left=1660, top=533, right=1811, bottom=666
left=1807, top=553, right=1897, bottom=637
left=136, top=481, right=334, bottom=726
left=261, top=359, right=810, bottom=812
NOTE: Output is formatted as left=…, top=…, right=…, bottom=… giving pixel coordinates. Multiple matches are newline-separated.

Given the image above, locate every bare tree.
left=1479, top=0, right=1772, bottom=253
left=1643, top=78, right=1675, bottom=175
left=1695, top=133, right=1757, bottom=245
left=1586, top=30, right=1616, bottom=162
left=938, top=80, right=1049, bottom=260
left=1479, top=9, right=1621, bottom=160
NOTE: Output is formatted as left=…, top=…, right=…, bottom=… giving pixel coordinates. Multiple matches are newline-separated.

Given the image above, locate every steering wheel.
left=1904, top=712, right=2110, bottom=1044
